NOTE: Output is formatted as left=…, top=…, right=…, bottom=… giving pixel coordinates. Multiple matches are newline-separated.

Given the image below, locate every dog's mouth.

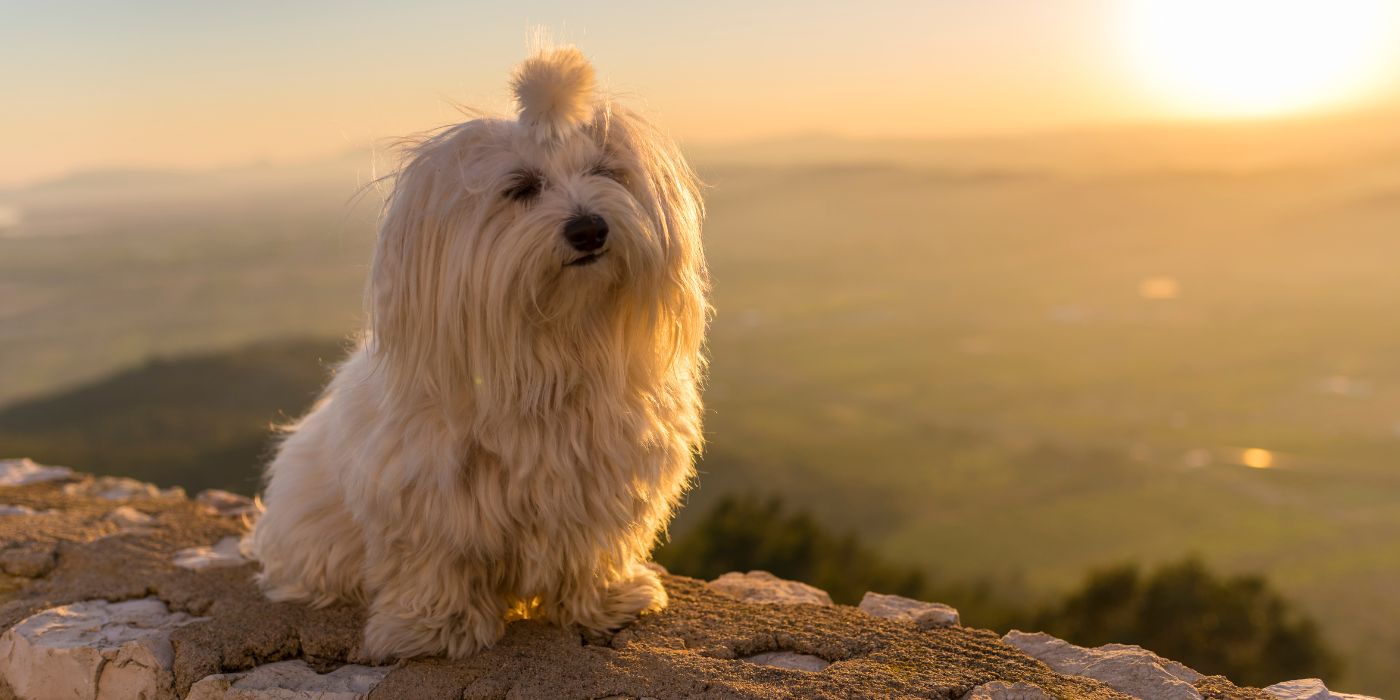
left=564, top=250, right=607, bottom=267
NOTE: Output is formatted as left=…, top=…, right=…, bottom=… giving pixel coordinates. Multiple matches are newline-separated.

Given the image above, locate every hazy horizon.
left=5, top=0, right=1400, bottom=187
left=5, top=104, right=1400, bottom=194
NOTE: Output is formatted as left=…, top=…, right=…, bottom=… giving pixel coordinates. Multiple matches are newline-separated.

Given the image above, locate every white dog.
left=247, top=45, right=708, bottom=661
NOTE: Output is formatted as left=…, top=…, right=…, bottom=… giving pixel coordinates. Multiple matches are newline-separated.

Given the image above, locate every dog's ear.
left=511, top=46, right=597, bottom=144
left=368, top=145, right=457, bottom=400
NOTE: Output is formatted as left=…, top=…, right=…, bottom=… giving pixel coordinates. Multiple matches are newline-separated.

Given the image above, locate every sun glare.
left=1241, top=448, right=1275, bottom=470
left=1122, top=1, right=1398, bottom=118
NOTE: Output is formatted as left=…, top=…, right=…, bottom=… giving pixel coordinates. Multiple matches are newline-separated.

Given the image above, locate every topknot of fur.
left=511, top=46, right=597, bottom=144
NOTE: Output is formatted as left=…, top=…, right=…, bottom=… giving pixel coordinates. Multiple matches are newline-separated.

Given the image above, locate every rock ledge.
left=0, top=461, right=1374, bottom=700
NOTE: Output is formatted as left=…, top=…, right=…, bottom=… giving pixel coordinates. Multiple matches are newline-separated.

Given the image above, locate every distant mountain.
left=12, top=107, right=1400, bottom=203
left=20, top=168, right=199, bottom=192
left=12, top=149, right=379, bottom=195
left=2, top=149, right=383, bottom=237
left=687, top=108, right=1400, bottom=173
left=0, top=338, right=346, bottom=494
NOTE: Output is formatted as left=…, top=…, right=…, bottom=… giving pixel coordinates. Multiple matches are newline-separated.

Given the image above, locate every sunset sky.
left=4, top=0, right=1400, bottom=186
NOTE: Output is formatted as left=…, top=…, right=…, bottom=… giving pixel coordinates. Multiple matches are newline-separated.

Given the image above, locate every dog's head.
left=369, top=46, right=708, bottom=411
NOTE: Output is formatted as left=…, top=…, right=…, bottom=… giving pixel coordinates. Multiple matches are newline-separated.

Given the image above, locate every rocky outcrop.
left=1002, top=631, right=1205, bottom=700
left=1262, top=679, right=1380, bottom=700
left=186, top=660, right=391, bottom=700
left=706, top=570, right=834, bottom=607
left=0, top=460, right=1373, bottom=699
left=0, top=597, right=207, bottom=700
left=961, top=680, right=1055, bottom=699
left=173, top=536, right=250, bottom=571
left=859, top=592, right=959, bottom=629
left=0, top=459, right=72, bottom=487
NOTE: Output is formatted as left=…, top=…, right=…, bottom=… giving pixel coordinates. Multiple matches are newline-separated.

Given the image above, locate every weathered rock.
left=0, top=542, right=56, bottom=577
left=0, top=464, right=1285, bottom=700
left=707, top=570, right=834, bottom=606
left=859, top=590, right=960, bottom=628
left=186, top=659, right=392, bottom=700
left=64, top=475, right=185, bottom=501
left=0, top=597, right=208, bottom=700
left=0, top=458, right=72, bottom=486
left=1264, top=678, right=1381, bottom=700
left=739, top=650, right=831, bottom=672
left=173, top=535, right=249, bottom=570
left=0, top=504, right=41, bottom=516
left=105, top=505, right=155, bottom=528
left=197, top=489, right=259, bottom=518
left=962, top=680, right=1056, bottom=699
left=1004, top=630, right=1202, bottom=700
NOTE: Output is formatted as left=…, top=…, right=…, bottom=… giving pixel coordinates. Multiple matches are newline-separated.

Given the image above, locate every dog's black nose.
left=563, top=214, right=609, bottom=252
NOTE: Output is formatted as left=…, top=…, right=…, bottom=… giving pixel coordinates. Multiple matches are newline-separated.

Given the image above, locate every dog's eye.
left=504, top=171, right=543, bottom=202
left=588, top=163, right=627, bottom=185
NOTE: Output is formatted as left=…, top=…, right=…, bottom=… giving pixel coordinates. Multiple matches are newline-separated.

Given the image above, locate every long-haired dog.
left=248, top=45, right=707, bottom=660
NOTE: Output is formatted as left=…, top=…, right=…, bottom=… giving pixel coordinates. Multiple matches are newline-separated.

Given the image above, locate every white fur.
left=512, top=46, right=597, bottom=144
left=247, top=45, right=708, bottom=661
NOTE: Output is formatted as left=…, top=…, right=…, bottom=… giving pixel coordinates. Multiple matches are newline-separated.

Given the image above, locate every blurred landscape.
left=3, top=114, right=1400, bottom=694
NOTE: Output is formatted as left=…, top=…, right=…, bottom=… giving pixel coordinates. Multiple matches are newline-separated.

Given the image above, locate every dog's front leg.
left=361, top=544, right=506, bottom=661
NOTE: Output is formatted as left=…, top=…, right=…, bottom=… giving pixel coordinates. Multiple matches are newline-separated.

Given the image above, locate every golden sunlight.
left=1138, top=276, right=1180, bottom=300
left=1121, top=1, right=1397, bottom=118
left=1241, top=448, right=1275, bottom=470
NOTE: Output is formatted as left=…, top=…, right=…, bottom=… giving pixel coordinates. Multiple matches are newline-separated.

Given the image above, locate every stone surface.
left=0, top=542, right=56, bottom=578
left=0, top=505, right=40, bottom=516
left=962, top=680, right=1056, bottom=699
left=706, top=570, right=834, bottom=606
left=739, top=650, right=831, bottom=672
left=186, top=659, right=392, bottom=700
left=64, top=475, right=185, bottom=501
left=1264, top=678, right=1381, bottom=700
left=0, top=458, right=72, bottom=486
left=0, top=597, right=208, bottom=700
left=1004, top=630, right=1203, bottom=700
left=173, top=535, right=249, bottom=570
left=0, top=464, right=1285, bottom=700
left=197, top=489, right=259, bottom=518
left=859, top=590, right=960, bottom=628
left=105, top=505, right=155, bottom=528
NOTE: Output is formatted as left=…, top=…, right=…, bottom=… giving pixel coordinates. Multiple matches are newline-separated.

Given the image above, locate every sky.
left=3, top=0, right=1399, bottom=187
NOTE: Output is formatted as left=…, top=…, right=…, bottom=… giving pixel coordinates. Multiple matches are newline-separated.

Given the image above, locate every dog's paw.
left=363, top=607, right=505, bottom=661
left=574, top=562, right=669, bottom=633
left=608, top=564, right=668, bottom=617
left=255, top=568, right=365, bottom=609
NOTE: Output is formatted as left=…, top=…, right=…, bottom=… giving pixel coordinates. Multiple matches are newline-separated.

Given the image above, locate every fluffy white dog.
left=248, top=45, right=708, bottom=661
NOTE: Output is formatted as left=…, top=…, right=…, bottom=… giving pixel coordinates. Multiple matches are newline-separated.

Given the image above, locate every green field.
left=2, top=119, right=1399, bottom=694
